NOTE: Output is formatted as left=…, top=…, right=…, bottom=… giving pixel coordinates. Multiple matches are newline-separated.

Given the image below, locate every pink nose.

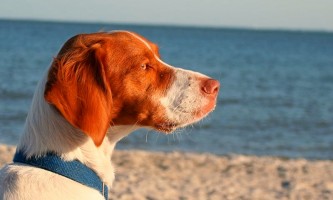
left=201, top=79, right=220, bottom=95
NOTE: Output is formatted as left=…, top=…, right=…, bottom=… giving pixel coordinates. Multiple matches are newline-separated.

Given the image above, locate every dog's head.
left=44, top=31, right=219, bottom=146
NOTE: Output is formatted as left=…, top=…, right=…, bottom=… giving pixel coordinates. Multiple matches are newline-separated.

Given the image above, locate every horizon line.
left=1, top=17, right=333, bottom=34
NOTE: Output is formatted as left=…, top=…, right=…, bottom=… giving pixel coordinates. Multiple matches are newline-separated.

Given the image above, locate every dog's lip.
left=153, top=107, right=216, bottom=133
left=154, top=122, right=179, bottom=133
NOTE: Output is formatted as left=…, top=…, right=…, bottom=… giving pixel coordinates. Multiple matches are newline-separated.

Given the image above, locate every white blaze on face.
left=160, top=68, right=210, bottom=127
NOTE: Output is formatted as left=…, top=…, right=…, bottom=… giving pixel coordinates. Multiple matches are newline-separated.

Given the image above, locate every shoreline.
left=1, top=144, right=332, bottom=199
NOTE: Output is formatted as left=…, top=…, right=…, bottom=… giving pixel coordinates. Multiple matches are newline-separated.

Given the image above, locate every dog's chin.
left=154, top=123, right=179, bottom=134
left=153, top=114, right=212, bottom=134
left=154, top=121, right=199, bottom=134
left=152, top=101, right=217, bottom=134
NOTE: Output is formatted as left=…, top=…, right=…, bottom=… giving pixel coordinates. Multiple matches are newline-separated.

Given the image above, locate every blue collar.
left=13, top=151, right=108, bottom=199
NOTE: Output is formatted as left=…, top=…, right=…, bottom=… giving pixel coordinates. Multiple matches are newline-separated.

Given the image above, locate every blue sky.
left=1, top=0, right=333, bottom=31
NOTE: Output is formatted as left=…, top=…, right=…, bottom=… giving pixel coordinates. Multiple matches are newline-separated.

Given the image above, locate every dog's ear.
left=44, top=35, right=112, bottom=146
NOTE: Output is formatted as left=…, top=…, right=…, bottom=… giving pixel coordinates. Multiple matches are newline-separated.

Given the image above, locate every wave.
left=0, top=89, right=32, bottom=100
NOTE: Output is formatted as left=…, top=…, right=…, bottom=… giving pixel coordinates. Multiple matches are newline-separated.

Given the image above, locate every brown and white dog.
left=0, top=31, right=219, bottom=200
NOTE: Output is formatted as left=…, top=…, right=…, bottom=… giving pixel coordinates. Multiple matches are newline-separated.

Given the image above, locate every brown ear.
left=44, top=39, right=112, bottom=146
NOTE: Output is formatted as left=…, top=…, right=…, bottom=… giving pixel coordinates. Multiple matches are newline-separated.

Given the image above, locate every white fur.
left=160, top=69, right=210, bottom=128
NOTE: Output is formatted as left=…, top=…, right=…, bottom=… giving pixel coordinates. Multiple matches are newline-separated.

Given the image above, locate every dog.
left=0, top=31, right=219, bottom=200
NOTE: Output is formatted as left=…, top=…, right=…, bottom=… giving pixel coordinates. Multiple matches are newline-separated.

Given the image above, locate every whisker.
left=145, top=130, right=150, bottom=143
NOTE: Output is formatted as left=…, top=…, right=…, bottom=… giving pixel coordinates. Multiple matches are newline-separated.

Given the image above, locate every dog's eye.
left=141, top=64, right=147, bottom=70
left=141, top=63, right=152, bottom=70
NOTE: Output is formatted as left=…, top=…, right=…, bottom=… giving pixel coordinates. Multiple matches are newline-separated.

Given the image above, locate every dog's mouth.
left=154, top=122, right=179, bottom=133
left=153, top=105, right=217, bottom=134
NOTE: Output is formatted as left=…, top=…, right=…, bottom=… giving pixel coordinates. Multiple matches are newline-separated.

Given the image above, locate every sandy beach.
left=0, top=145, right=332, bottom=200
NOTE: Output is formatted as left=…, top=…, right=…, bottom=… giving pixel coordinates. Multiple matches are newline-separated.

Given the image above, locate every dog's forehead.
left=125, top=32, right=153, bottom=50
left=109, top=30, right=157, bottom=52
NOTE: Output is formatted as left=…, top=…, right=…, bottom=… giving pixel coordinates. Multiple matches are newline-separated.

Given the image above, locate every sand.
left=0, top=144, right=332, bottom=200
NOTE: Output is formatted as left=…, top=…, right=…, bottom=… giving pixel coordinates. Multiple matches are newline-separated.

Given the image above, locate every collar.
left=13, top=151, right=108, bottom=200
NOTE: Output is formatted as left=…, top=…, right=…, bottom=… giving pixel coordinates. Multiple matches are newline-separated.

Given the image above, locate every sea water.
left=0, top=20, right=332, bottom=159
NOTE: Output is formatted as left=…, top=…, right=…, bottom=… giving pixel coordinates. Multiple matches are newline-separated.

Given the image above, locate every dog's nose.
left=201, top=79, right=220, bottom=95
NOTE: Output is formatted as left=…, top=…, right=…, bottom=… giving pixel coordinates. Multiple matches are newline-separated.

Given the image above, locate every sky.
left=1, top=0, right=333, bottom=31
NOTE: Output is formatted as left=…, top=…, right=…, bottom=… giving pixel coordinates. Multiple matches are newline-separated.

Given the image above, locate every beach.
left=0, top=145, right=332, bottom=200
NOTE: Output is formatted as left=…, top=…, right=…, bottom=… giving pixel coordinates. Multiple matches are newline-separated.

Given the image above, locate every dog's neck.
left=17, top=75, right=137, bottom=186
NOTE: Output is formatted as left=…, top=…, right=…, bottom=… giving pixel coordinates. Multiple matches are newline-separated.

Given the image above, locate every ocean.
left=0, top=19, right=332, bottom=160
